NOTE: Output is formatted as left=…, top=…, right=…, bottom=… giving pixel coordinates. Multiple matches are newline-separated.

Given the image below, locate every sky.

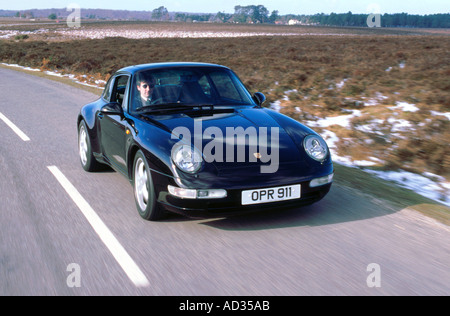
left=2, top=0, right=449, bottom=15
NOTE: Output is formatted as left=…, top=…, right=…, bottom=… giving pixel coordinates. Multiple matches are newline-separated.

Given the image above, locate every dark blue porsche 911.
left=77, top=62, right=333, bottom=220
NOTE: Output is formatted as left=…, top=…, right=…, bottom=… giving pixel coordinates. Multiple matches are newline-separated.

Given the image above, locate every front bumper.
left=157, top=180, right=332, bottom=218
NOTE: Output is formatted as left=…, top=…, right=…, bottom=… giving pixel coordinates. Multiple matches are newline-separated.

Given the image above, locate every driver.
left=135, top=73, right=156, bottom=108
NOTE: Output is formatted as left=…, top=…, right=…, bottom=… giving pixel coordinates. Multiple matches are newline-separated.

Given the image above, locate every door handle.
left=97, top=112, right=104, bottom=119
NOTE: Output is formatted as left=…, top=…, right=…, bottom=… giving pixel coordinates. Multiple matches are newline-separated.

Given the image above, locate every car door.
left=99, top=74, right=130, bottom=174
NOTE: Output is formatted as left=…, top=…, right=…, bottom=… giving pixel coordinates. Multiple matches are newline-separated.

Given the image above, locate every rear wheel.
left=133, top=150, right=165, bottom=221
left=78, top=121, right=101, bottom=172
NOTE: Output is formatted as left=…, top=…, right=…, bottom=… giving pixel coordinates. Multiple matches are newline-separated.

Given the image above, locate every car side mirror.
left=253, top=92, right=266, bottom=106
left=101, top=102, right=123, bottom=116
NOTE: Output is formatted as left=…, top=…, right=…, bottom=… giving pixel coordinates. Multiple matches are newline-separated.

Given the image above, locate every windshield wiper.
left=136, top=103, right=215, bottom=114
left=135, top=103, right=188, bottom=112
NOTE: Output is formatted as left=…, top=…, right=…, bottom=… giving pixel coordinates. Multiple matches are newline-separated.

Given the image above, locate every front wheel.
left=78, top=121, right=101, bottom=172
left=133, top=150, right=165, bottom=221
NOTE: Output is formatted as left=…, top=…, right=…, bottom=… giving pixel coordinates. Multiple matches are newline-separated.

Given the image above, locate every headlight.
left=171, top=144, right=203, bottom=173
left=303, top=135, right=329, bottom=162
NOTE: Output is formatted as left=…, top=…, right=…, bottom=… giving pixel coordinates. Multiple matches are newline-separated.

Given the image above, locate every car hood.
left=143, top=107, right=325, bottom=177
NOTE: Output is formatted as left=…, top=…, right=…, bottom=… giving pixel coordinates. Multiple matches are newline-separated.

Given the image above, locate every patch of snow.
left=385, top=62, right=405, bottom=72
left=0, top=28, right=49, bottom=39
left=423, top=172, right=446, bottom=183
left=270, top=100, right=281, bottom=112
left=317, top=126, right=448, bottom=206
left=336, top=79, right=348, bottom=89
left=307, top=110, right=361, bottom=128
left=430, top=110, right=450, bottom=120
left=75, top=80, right=103, bottom=89
left=386, top=117, right=414, bottom=132
left=354, top=119, right=385, bottom=135
left=365, top=169, right=450, bottom=206
left=363, top=92, right=389, bottom=106
left=1, top=63, right=40, bottom=72
left=369, top=156, right=384, bottom=163
left=354, top=160, right=378, bottom=167
left=320, top=130, right=339, bottom=149
left=55, top=29, right=300, bottom=39
left=318, top=130, right=357, bottom=167
left=389, top=101, right=420, bottom=112
left=45, top=70, right=64, bottom=77
left=1, top=62, right=103, bottom=89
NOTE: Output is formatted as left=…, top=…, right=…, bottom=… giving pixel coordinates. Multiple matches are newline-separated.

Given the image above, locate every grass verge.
left=334, top=164, right=450, bottom=225
left=0, top=63, right=102, bottom=96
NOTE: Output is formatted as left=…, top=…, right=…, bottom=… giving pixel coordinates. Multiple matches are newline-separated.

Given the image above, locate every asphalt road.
left=0, top=67, right=449, bottom=296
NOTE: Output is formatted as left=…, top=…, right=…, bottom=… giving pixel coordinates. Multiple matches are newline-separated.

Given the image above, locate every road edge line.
left=0, top=112, right=31, bottom=142
left=47, top=165, right=150, bottom=288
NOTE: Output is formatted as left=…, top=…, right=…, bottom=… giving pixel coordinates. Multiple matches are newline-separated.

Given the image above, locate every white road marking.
left=47, top=166, right=150, bottom=288
left=394, top=224, right=406, bottom=230
left=0, top=112, right=30, bottom=142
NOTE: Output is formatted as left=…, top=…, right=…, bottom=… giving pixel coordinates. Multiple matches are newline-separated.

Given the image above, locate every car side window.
left=102, top=77, right=114, bottom=102
left=111, top=75, right=130, bottom=110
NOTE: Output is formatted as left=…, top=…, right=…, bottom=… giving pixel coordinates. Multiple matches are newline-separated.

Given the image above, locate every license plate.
left=242, top=184, right=301, bottom=206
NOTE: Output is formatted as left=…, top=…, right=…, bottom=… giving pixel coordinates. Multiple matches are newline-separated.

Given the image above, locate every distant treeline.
left=308, top=12, right=450, bottom=28
left=1, top=6, right=449, bottom=28
left=161, top=6, right=450, bottom=28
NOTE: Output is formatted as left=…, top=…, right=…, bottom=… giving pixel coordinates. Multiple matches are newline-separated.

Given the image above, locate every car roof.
left=117, top=62, right=230, bottom=75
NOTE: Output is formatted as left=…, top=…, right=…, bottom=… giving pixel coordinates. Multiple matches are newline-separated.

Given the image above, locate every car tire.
left=78, top=120, right=101, bottom=172
left=133, top=150, right=165, bottom=221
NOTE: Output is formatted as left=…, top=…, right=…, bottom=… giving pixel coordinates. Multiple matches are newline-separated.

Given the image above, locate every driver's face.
left=137, top=81, right=154, bottom=100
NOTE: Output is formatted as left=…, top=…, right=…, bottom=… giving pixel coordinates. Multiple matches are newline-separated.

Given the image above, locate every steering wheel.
left=149, top=97, right=164, bottom=105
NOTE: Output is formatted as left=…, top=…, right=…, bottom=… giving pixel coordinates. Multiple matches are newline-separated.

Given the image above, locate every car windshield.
left=130, top=67, right=256, bottom=113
